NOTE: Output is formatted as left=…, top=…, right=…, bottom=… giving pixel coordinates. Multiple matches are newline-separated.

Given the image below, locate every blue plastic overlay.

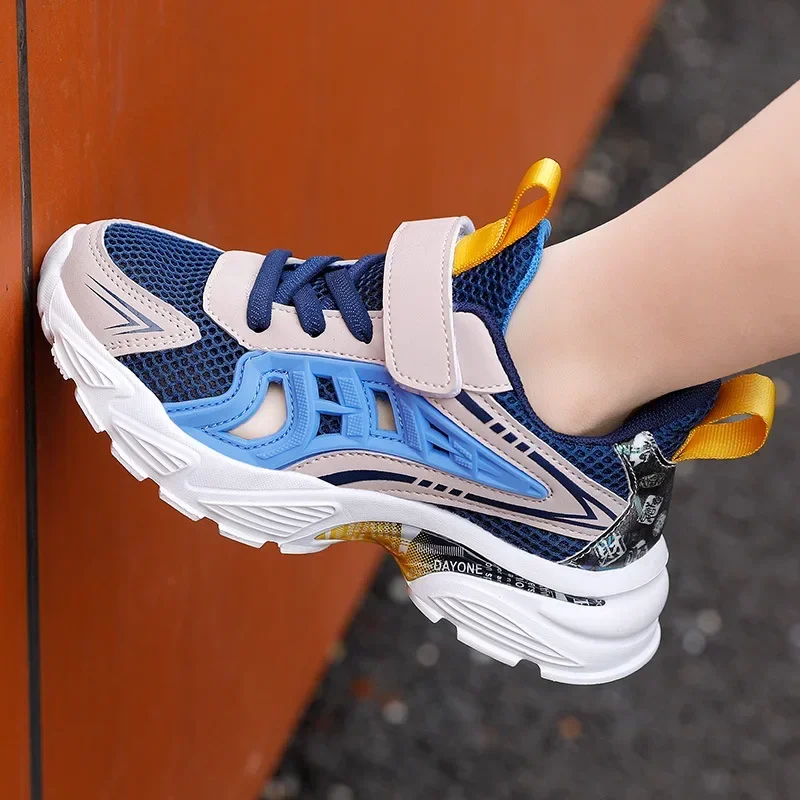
left=164, top=352, right=547, bottom=500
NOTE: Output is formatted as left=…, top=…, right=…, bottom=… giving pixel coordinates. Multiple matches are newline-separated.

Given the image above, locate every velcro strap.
left=383, top=216, right=474, bottom=397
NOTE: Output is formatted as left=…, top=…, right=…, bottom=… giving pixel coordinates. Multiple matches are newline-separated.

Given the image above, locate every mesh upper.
left=106, top=224, right=247, bottom=403
left=452, top=224, right=547, bottom=327
left=316, top=376, right=342, bottom=435
left=316, top=375, right=338, bottom=403
left=107, top=221, right=542, bottom=403
left=105, top=221, right=719, bottom=503
left=317, top=413, right=342, bottom=435
left=494, top=383, right=718, bottom=497
left=445, top=506, right=586, bottom=561
left=353, top=258, right=386, bottom=310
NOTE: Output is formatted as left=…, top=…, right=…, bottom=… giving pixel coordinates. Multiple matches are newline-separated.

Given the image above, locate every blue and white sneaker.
left=37, top=159, right=774, bottom=683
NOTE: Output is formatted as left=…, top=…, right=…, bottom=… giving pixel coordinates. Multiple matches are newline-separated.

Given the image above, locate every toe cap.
left=60, top=220, right=203, bottom=357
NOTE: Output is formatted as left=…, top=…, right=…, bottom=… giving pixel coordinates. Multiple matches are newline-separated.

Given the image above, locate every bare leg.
left=506, top=80, right=800, bottom=435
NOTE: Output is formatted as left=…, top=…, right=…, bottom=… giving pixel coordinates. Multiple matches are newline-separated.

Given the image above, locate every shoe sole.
left=37, top=224, right=669, bottom=684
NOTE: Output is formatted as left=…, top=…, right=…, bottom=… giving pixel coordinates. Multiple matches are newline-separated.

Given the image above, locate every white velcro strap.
left=383, top=216, right=474, bottom=397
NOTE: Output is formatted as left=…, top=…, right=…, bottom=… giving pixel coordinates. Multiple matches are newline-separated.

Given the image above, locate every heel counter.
left=564, top=431, right=675, bottom=570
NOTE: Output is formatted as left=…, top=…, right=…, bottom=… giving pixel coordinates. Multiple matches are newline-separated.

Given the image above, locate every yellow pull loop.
left=672, top=374, right=775, bottom=462
left=453, top=157, right=562, bottom=276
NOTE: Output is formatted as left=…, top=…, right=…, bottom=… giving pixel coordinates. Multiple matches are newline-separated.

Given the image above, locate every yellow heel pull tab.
left=453, top=157, right=561, bottom=276
left=672, top=374, right=776, bottom=462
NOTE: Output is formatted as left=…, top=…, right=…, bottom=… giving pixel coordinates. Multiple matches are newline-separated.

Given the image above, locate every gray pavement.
left=269, top=2, right=800, bottom=798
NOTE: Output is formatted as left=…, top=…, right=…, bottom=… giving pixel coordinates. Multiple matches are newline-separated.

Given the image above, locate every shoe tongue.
left=452, top=220, right=551, bottom=331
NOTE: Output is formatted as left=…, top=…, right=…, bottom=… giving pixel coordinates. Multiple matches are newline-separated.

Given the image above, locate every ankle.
left=515, top=358, right=635, bottom=436
left=504, top=243, right=641, bottom=437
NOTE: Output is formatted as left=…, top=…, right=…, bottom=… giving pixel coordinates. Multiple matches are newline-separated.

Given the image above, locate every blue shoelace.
left=247, top=249, right=384, bottom=343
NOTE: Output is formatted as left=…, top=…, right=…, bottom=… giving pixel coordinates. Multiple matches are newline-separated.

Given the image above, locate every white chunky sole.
left=37, top=224, right=669, bottom=684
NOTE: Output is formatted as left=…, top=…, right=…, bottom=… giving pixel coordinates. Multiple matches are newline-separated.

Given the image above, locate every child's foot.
left=37, top=159, right=773, bottom=684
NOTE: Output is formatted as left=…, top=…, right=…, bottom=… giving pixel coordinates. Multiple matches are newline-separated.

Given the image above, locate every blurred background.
left=3, top=1, right=799, bottom=800
left=271, top=2, right=800, bottom=799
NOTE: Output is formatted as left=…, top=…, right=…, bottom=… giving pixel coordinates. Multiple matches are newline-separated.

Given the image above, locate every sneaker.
left=37, top=158, right=774, bottom=683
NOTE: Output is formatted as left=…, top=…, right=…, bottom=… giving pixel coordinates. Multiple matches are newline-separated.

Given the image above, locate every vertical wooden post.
left=0, top=2, right=32, bottom=798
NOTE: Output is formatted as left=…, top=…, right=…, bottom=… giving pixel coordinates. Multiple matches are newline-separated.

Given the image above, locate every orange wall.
left=16, top=2, right=660, bottom=798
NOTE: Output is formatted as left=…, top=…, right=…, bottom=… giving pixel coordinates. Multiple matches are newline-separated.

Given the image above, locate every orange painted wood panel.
left=0, top=5, right=31, bottom=800
left=26, top=2, right=658, bottom=799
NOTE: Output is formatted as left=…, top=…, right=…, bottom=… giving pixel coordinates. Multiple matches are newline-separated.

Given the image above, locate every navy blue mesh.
left=445, top=506, right=586, bottom=562
left=317, top=413, right=341, bottom=435
left=353, top=257, right=386, bottom=310
left=106, top=223, right=247, bottom=403
left=451, top=224, right=547, bottom=327
left=106, top=222, right=719, bottom=504
left=316, top=375, right=338, bottom=403
left=310, top=272, right=329, bottom=301
left=494, top=382, right=719, bottom=497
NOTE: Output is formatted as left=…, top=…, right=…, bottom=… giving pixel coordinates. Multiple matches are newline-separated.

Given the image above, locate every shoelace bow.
left=246, top=249, right=384, bottom=343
